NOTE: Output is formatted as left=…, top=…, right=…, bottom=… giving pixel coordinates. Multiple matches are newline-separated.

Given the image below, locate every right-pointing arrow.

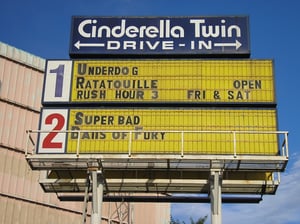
left=214, top=40, right=242, bottom=50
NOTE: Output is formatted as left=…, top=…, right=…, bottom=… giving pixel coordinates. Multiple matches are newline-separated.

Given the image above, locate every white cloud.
left=172, top=155, right=300, bottom=224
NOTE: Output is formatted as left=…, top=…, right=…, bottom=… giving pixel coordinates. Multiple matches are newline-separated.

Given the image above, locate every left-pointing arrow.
left=214, top=40, right=242, bottom=50
left=74, top=41, right=105, bottom=49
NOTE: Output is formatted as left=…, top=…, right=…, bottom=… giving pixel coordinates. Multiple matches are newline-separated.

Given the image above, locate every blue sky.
left=1, top=0, right=300, bottom=223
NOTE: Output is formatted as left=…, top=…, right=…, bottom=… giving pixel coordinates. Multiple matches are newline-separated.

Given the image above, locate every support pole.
left=82, top=173, right=90, bottom=224
left=210, top=169, right=222, bottom=224
left=91, top=171, right=104, bottom=224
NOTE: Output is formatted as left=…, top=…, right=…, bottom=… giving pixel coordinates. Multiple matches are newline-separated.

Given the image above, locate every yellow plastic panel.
left=66, top=108, right=278, bottom=155
left=71, top=60, right=275, bottom=104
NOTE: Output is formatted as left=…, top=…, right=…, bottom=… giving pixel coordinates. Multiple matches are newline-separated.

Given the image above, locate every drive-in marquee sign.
left=42, top=59, right=275, bottom=105
left=26, top=15, right=288, bottom=209
left=69, top=16, right=250, bottom=57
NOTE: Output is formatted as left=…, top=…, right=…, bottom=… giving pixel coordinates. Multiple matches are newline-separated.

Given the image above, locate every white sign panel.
left=37, top=108, right=68, bottom=153
left=42, top=60, right=72, bottom=103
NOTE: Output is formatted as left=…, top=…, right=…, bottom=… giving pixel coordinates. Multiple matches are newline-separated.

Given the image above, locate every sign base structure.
left=26, top=129, right=288, bottom=224
left=26, top=129, right=288, bottom=192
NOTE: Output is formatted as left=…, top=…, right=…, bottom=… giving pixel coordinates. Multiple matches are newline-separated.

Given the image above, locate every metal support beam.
left=210, top=169, right=222, bottom=224
left=91, top=171, right=104, bottom=224
left=59, top=195, right=262, bottom=203
left=82, top=173, right=90, bottom=224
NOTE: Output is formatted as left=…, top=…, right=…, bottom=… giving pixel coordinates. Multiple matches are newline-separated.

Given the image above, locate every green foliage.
left=190, top=215, right=208, bottom=224
left=170, top=215, right=207, bottom=224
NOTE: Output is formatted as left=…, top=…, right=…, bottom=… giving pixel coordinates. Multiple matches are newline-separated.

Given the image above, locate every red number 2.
left=42, top=113, right=65, bottom=149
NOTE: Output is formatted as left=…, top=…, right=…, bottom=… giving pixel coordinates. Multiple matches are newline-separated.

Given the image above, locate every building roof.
left=0, top=41, right=45, bottom=72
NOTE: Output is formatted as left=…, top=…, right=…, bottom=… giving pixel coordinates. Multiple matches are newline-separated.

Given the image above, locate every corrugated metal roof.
left=0, top=40, right=45, bottom=112
left=0, top=42, right=86, bottom=224
left=0, top=41, right=45, bottom=72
